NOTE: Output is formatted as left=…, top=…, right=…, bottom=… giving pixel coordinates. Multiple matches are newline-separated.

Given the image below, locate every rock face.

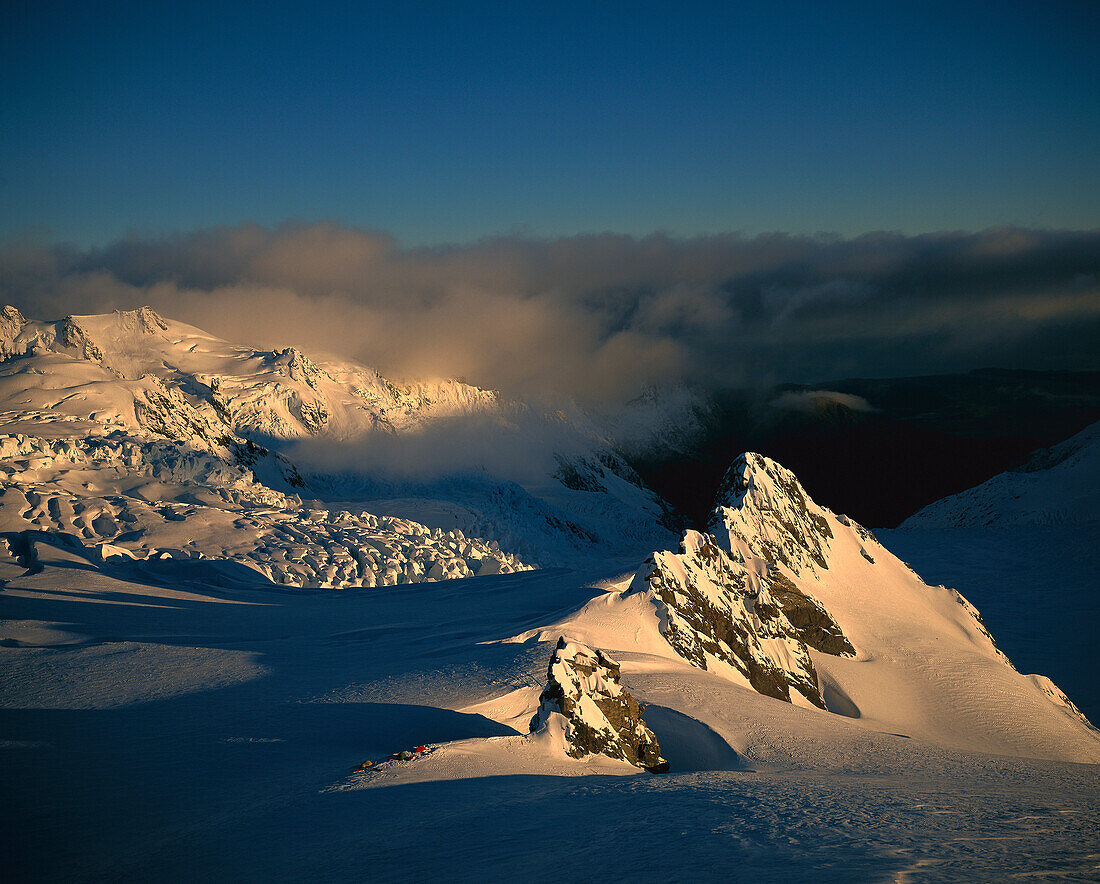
left=531, top=637, right=667, bottom=773
left=709, top=455, right=860, bottom=661
left=0, top=305, right=26, bottom=358
left=630, top=532, right=837, bottom=707
left=711, top=452, right=836, bottom=577
left=765, top=571, right=854, bottom=657
left=628, top=452, right=857, bottom=708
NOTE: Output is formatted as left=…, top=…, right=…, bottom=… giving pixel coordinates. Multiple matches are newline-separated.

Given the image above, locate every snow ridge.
left=608, top=450, right=1093, bottom=736
left=902, top=420, right=1100, bottom=527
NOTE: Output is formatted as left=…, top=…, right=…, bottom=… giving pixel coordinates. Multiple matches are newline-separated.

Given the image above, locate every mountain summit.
left=521, top=448, right=1096, bottom=762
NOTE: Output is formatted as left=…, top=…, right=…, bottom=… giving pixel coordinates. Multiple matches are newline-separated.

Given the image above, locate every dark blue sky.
left=3, top=0, right=1097, bottom=246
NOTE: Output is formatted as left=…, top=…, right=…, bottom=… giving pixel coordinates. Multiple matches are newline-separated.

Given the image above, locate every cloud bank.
left=2, top=224, right=1097, bottom=402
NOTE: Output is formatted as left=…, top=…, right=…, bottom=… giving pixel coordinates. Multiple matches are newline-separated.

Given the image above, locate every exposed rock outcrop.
left=628, top=452, right=857, bottom=708
left=766, top=571, right=854, bottom=657
left=58, top=317, right=105, bottom=362
left=531, top=637, right=668, bottom=772
left=630, top=531, right=834, bottom=707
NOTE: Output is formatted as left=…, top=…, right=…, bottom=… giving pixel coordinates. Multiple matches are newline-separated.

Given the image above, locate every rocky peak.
left=1, top=304, right=26, bottom=333
left=58, top=317, right=105, bottom=362
left=271, top=347, right=328, bottom=391
left=530, top=637, right=667, bottom=772
left=0, top=305, right=27, bottom=358
left=629, top=530, right=845, bottom=708
left=114, top=306, right=170, bottom=334
left=711, top=452, right=834, bottom=577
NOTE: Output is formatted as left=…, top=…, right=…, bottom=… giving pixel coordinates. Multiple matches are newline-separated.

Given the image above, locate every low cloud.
left=285, top=409, right=595, bottom=487
left=769, top=390, right=875, bottom=414
left=2, top=224, right=1098, bottom=402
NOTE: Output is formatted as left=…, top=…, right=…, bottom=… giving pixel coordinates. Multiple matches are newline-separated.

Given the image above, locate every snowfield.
left=2, top=556, right=1098, bottom=882
left=2, top=307, right=1098, bottom=881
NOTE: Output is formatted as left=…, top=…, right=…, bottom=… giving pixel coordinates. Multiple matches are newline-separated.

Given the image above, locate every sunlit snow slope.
left=510, top=453, right=1097, bottom=763
left=886, top=420, right=1100, bottom=724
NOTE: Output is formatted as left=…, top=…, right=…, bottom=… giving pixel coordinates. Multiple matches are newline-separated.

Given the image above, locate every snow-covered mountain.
left=901, top=419, right=1100, bottom=527
left=0, top=305, right=499, bottom=443
left=0, top=306, right=678, bottom=566
left=511, top=451, right=1095, bottom=759
left=593, top=383, right=713, bottom=461
left=4, top=315, right=1099, bottom=880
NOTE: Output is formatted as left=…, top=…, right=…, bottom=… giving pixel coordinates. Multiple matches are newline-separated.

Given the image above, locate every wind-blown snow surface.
left=878, top=525, right=1100, bottom=731
left=885, top=418, right=1100, bottom=724
left=2, top=554, right=1098, bottom=882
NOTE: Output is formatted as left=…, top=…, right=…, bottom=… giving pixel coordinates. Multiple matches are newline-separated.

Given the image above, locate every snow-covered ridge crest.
left=598, top=449, right=1089, bottom=736
left=530, top=637, right=667, bottom=772
left=0, top=305, right=169, bottom=362
left=902, top=420, right=1100, bottom=528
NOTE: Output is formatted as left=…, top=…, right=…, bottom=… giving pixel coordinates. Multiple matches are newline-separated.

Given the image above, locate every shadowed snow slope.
left=902, top=419, right=1100, bottom=527
left=886, top=422, right=1100, bottom=724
